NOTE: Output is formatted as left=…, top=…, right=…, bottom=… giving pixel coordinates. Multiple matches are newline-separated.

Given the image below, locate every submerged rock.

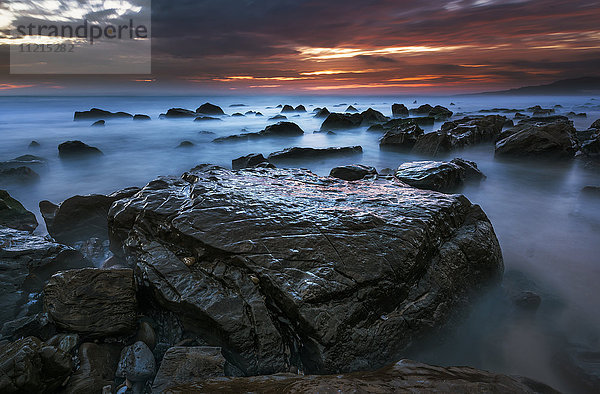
left=0, top=190, right=38, bottom=232
left=268, top=146, right=362, bottom=161
left=196, top=103, right=225, bottom=115
left=74, top=108, right=132, bottom=120
left=58, top=140, right=103, bottom=159
left=193, top=116, right=221, bottom=122
left=91, top=120, right=105, bottom=127
left=177, top=141, right=195, bottom=148
left=329, top=164, right=377, bottom=181
left=495, top=119, right=577, bottom=159
left=157, top=359, right=554, bottom=393
left=108, top=166, right=503, bottom=375
left=43, top=268, right=137, bottom=338
left=395, top=158, right=485, bottom=193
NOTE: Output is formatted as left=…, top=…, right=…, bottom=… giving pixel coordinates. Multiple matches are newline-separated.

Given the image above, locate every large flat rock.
left=108, top=166, right=503, bottom=375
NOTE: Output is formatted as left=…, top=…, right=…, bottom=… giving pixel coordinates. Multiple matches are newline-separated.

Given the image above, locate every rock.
left=29, top=141, right=40, bottom=148
left=193, top=116, right=220, bottom=122
left=295, top=105, right=306, bottom=112
left=58, top=141, right=103, bottom=159
left=231, top=113, right=245, bottom=117
left=360, top=108, right=388, bottom=124
left=392, top=103, right=409, bottom=117
left=567, top=112, right=587, bottom=118
left=133, top=114, right=151, bottom=121
left=152, top=346, right=226, bottom=392
left=581, top=186, right=600, bottom=197
left=412, top=115, right=507, bottom=156
left=394, top=158, right=485, bottom=193
left=581, top=135, right=600, bottom=157
left=46, top=333, right=79, bottom=353
left=379, top=121, right=424, bottom=150
left=553, top=343, right=600, bottom=393
left=515, top=113, right=529, bottom=119
left=164, top=108, right=197, bottom=118
left=590, top=119, right=600, bottom=129
left=74, top=108, right=132, bottom=120
left=0, top=155, right=47, bottom=171
left=255, top=112, right=263, bottom=117
left=330, top=165, right=377, bottom=181
left=0, top=227, right=90, bottom=328
left=411, top=104, right=434, bottom=115
left=214, top=122, right=304, bottom=142
left=39, top=187, right=139, bottom=245
left=320, top=113, right=363, bottom=130
left=0, top=190, right=38, bottom=232
left=314, top=108, right=330, bottom=119
left=108, top=166, right=503, bottom=375
left=177, top=141, right=195, bottom=148
left=0, top=167, right=40, bottom=183
left=269, top=115, right=287, bottom=121
left=43, top=268, right=137, bottom=338
left=65, top=342, right=122, bottom=394
left=512, top=291, right=542, bottom=311
left=196, top=103, right=225, bottom=115
left=159, top=359, right=555, bottom=393
left=268, top=146, right=363, bottom=161
left=91, top=120, right=105, bottom=127
left=367, top=124, right=384, bottom=132
left=232, top=154, right=271, bottom=170
left=0, top=313, right=55, bottom=342
left=0, top=336, right=72, bottom=393
left=281, top=105, right=295, bottom=113
left=136, top=321, right=157, bottom=350
left=429, top=105, right=453, bottom=120
left=345, top=105, right=358, bottom=113
left=495, top=119, right=577, bottom=159
left=116, top=341, right=156, bottom=383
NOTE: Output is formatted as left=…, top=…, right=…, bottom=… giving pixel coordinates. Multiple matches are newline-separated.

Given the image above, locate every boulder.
left=231, top=113, right=245, bottom=117
left=320, top=113, right=363, bottom=130
left=196, top=103, right=225, bottom=115
left=213, top=122, right=304, bottom=142
left=495, top=119, right=578, bottom=159
left=360, top=108, right=388, bottom=124
left=91, top=120, right=105, bottom=127
left=429, top=105, right=453, bottom=120
left=411, top=104, right=434, bottom=115
left=177, top=141, right=194, bottom=148
left=64, top=342, right=121, bottom=394
left=157, top=359, right=555, bottom=393
left=58, top=141, right=103, bottom=159
left=152, top=347, right=225, bottom=392
left=394, top=158, right=485, bottom=193
left=43, top=268, right=137, bottom=338
left=314, top=108, right=330, bottom=119
left=281, top=105, right=295, bottom=113
left=295, top=105, right=307, bottom=112
left=108, top=166, right=503, bottom=375
left=268, top=115, right=287, bottom=121
left=232, top=154, right=271, bottom=170
left=164, top=108, right=197, bottom=118
left=0, top=227, right=90, bottom=328
left=0, top=190, right=38, bottom=232
left=329, top=165, right=377, bottom=181
left=133, top=114, right=151, bottom=121
left=0, top=336, right=72, bottom=393
left=581, top=134, right=600, bottom=157
left=74, top=108, right=132, bottom=120
left=346, top=105, right=358, bottom=113
left=39, top=187, right=140, bottom=245
left=379, top=121, right=424, bottom=150
left=590, top=119, right=600, bottom=129
left=392, top=103, right=409, bottom=117
left=268, top=146, right=362, bottom=161
left=116, top=341, right=156, bottom=383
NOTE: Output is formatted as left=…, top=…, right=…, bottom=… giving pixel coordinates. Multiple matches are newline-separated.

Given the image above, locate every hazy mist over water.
left=1, top=94, right=599, bottom=392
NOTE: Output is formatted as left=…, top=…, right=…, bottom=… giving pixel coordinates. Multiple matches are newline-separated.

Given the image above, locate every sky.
left=0, top=0, right=599, bottom=94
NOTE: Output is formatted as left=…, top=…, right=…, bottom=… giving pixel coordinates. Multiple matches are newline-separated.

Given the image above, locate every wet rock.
left=411, top=104, right=434, bottom=115
left=29, top=141, right=40, bottom=148
left=0, top=167, right=40, bottom=183
left=495, top=119, right=578, bottom=159
left=39, top=187, right=140, bottom=245
left=0, top=227, right=90, bottom=328
left=0, top=336, right=72, bottom=393
left=214, top=122, right=304, bottom=142
left=329, top=165, right=377, bottom=181
left=160, top=359, right=555, bottom=393
left=58, top=140, right=103, bottom=159
left=379, top=121, right=424, bottom=150
left=193, top=116, right=221, bottom=122
left=0, top=313, right=55, bottom=341
left=43, top=268, right=137, bottom=338
left=116, top=341, right=156, bottom=383
left=281, top=105, right=295, bottom=113
left=320, top=113, right=363, bottom=130
left=177, top=141, right=194, bottom=148
left=152, top=346, right=226, bottom=392
left=0, top=190, right=38, bottom=232
left=268, top=146, right=363, bottom=161
left=91, top=120, right=105, bottom=127
left=46, top=333, right=79, bottom=353
left=527, top=105, right=554, bottom=113
left=581, top=134, right=600, bottom=157
left=314, top=108, right=330, bottom=119
left=553, top=343, right=600, bottom=393
left=392, top=103, right=409, bottom=117
left=345, top=105, right=358, bottom=113
left=360, top=108, right=388, bottom=124
left=133, top=114, right=151, bottom=121
left=269, top=115, right=287, bottom=121
left=0, top=155, right=47, bottom=172
left=429, top=105, right=453, bottom=120
left=567, top=112, right=587, bottom=118
left=65, top=342, right=122, bottom=394
left=590, top=119, right=600, bottom=129
left=394, top=158, right=485, bottom=193
left=136, top=321, right=157, bottom=350
left=74, top=108, right=133, bottom=120
left=196, top=103, right=225, bottom=115
left=232, top=153, right=271, bottom=170
left=515, top=113, right=529, bottom=120
left=255, top=112, right=263, bottom=117
left=164, top=108, right=197, bottom=118
left=73, top=237, right=112, bottom=266
left=231, top=113, right=245, bottom=117
left=411, top=116, right=436, bottom=126
left=108, top=166, right=503, bottom=375
left=295, top=105, right=306, bottom=112
left=367, top=124, right=384, bottom=132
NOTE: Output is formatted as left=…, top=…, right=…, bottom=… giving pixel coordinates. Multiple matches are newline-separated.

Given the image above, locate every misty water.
left=1, top=95, right=599, bottom=392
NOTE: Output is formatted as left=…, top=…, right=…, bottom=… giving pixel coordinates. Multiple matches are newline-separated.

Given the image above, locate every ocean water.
left=1, top=94, right=599, bottom=391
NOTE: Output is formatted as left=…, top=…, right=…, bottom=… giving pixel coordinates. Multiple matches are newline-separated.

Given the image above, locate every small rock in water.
left=29, top=140, right=40, bottom=148
left=196, top=102, right=225, bottom=115
left=177, top=140, right=195, bottom=148
left=58, top=140, right=103, bottom=159
left=133, top=114, right=151, bottom=121
left=91, top=120, right=105, bottom=127
left=269, top=114, right=287, bottom=120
